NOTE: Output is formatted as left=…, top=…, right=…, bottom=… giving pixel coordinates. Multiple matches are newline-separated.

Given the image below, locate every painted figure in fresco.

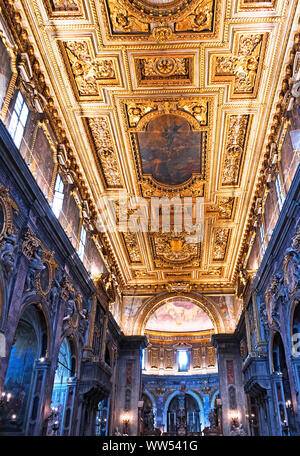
left=24, top=245, right=45, bottom=291
left=138, top=114, right=202, bottom=186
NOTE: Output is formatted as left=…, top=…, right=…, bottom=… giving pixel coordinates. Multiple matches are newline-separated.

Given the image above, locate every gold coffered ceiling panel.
left=59, top=39, right=121, bottom=101
left=43, top=0, right=84, bottom=17
left=133, top=54, right=195, bottom=87
left=14, top=0, right=300, bottom=293
left=105, top=0, right=216, bottom=41
left=211, top=33, right=267, bottom=99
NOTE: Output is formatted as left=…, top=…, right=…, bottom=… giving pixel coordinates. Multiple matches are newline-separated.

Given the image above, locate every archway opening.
left=272, top=332, right=296, bottom=434
left=0, top=304, right=47, bottom=434
left=141, top=393, right=154, bottom=436
left=167, top=393, right=200, bottom=435
left=47, top=338, right=75, bottom=435
left=95, top=397, right=109, bottom=436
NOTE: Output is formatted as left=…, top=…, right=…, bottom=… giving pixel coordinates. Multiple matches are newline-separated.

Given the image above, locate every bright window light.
left=77, top=226, right=87, bottom=261
left=275, top=174, right=285, bottom=211
left=260, top=223, right=266, bottom=255
left=8, top=91, right=29, bottom=148
left=141, top=349, right=145, bottom=370
left=51, top=174, right=64, bottom=218
left=178, top=350, right=189, bottom=372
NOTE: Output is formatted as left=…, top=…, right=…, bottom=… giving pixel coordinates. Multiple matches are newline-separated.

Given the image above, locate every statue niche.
left=141, top=394, right=154, bottom=436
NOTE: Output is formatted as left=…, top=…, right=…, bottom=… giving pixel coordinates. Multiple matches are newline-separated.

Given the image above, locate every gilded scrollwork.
left=151, top=26, right=173, bottom=42
left=126, top=102, right=158, bottom=128
left=86, top=117, right=122, bottom=188
left=43, top=0, right=83, bottom=16
left=126, top=99, right=207, bottom=131
left=221, top=115, right=250, bottom=186
left=175, top=0, right=214, bottom=33
left=151, top=232, right=200, bottom=266
left=0, top=184, right=19, bottom=243
left=105, top=0, right=215, bottom=39
left=177, top=100, right=208, bottom=125
left=166, top=282, right=192, bottom=293
left=122, top=232, right=142, bottom=263
left=207, top=197, right=235, bottom=219
left=134, top=55, right=194, bottom=86
left=213, top=34, right=264, bottom=97
left=35, top=250, right=57, bottom=298
left=107, top=0, right=149, bottom=34
left=212, top=228, right=230, bottom=261
left=61, top=40, right=119, bottom=99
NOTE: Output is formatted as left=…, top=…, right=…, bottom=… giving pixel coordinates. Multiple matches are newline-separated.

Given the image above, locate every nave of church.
left=0, top=0, right=299, bottom=437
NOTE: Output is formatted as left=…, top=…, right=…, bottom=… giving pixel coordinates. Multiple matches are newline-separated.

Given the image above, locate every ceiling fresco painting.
left=145, top=301, right=214, bottom=333
left=137, top=114, right=203, bottom=185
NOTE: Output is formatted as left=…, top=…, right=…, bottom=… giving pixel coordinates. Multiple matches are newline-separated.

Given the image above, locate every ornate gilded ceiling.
left=11, top=0, right=299, bottom=294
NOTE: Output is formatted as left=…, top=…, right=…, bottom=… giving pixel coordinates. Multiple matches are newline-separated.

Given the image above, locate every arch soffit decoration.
left=17, top=295, right=51, bottom=358
left=135, top=292, right=224, bottom=335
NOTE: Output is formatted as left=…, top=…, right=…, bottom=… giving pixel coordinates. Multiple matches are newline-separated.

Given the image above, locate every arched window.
left=51, top=174, right=64, bottom=218
left=8, top=91, right=29, bottom=148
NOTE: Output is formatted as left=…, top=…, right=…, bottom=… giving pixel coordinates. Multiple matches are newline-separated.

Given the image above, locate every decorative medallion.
left=134, top=55, right=194, bottom=86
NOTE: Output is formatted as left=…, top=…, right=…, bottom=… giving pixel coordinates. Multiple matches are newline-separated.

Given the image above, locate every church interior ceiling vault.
left=4, top=0, right=299, bottom=315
